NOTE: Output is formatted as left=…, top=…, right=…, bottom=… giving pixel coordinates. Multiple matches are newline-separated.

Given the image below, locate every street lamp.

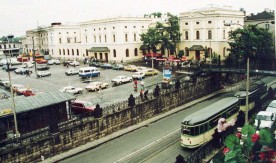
left=3, top=35, right=20, bottom=138
left=224, top=21, right=274, bottom=124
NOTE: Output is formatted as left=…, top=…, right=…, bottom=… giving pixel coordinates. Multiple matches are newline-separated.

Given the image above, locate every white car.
left=111, top=75, right=132, bottom=86
left=132, top=72, right=145, bottom=79
left=11, top=84, right=29, bottom=95
left=85, top=81, right=109, bottom=92
left=136, top=66, right=148, bottom=72
left=21, top=62, right=34, bottom=68
left=37, top=71, right=51, bottom=78
left=47, top=59, right=60, bottom=65
left=266, top=100, right=276, bottom=114
left=69, top=61, right=80, bottom=66
left=254, top=111, right=276, bottom=130
left=59, top=86, right=83, bottom=94
left=65, top=69, right=79, bottom=76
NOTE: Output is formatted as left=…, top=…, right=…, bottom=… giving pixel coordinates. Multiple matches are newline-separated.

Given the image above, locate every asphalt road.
left=0, top=63, right=163, bottom=107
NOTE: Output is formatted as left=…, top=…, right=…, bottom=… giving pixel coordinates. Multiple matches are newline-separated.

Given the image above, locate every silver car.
left=37, top=71, right=51, bottom=78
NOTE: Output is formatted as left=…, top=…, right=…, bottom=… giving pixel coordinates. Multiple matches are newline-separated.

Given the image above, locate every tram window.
left=182, top=128, right=190, bottom=135
left=190, top=126, right=199, bottom=136
left=210, top=117, right=220, bottom=128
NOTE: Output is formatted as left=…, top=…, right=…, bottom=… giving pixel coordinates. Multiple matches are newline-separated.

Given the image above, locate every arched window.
left=126, top=49, right=129, bottom=57
left=223, top=30, right=226, bottom=39
left=185, top=31, right=189, bottom=40
left=113, top=49, right=116, bottom=57
left=63, top=49, right=65, bottom=55
left=67, top=49, right=70, bottom=55
left=72, top=49, right=74, bottom=56
left=196, top=31, right=200, bottom=39
left=223, top=47, right=226, bottom=57
left=59, top=49, right=61, bottom=55
left=134, top=48, right=138, bottom=56
left=59, top=38, right=62, bottom=44
left=208, top=30, right=212, bottom=39
left=208, top=48, right=212, bottom=56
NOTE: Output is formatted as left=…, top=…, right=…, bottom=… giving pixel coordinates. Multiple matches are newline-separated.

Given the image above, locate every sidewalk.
left=43, top=83, right=243, bottom=163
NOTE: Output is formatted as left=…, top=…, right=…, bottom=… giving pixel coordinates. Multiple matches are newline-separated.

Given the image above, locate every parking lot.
left=0, top=62, right=163, bottom=107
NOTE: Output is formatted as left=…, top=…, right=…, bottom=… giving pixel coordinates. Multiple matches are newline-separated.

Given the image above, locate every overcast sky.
left=0, top=0, right=275, bottom=37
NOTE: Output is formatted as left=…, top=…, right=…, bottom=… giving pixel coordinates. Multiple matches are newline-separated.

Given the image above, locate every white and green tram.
left=181, top=97, right=240, bottom=148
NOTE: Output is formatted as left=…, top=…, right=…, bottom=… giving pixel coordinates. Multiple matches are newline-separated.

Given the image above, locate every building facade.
left=179, top=7, right=245, bottom=61
left=0, top=41, right=21, bottom=59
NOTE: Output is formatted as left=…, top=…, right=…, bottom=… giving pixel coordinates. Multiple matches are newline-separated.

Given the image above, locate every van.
left=254, top=111, right=276, bottom=130
left=266, top=100, right=276, bottom=114
left=79, top=67, right=100, bottom=78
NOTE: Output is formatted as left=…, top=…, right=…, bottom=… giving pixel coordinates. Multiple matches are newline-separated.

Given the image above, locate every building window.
left=125, top=26, right=127, bottom=28
left=94, top=28, right=96, bottom=31
left=134, top=48, right=138, bottom=56
left=86, top=49, right=88, bottom=56
left=113, top=27, right=115, bottom=29
left=59, top=49, right=61, bottom=55
left=126, top=49, right=129, bottom=57
left=185, top=31, right=189, bottom=40
left=94, top=36, right=96, bottom=43
left=77, top=49, right=79, bottom=56
left=196, top=22, right=199, bottom=24
left=113, top=34, right=116, bottom=42
left=223, top=47, right=226, bottom=57
left=59, top=32, right=61, bottom=34
left=185, top=47, right=189, bottom=56
left=85, top=36, right=87, bottom=43
left=185, top=22, right=188, bottom=25
left=99, top=36, right=101, bottom=43
left=99, top=28, right=101, bottom=30
left=113, top=49, right=116, bottom=57
left=265, top=24, right=270, bottom=30
left=67, top=38, right=70, bottom=43
left=74, top=37, right=77, bottom=43
left=133, top=26, right=136, bottom=28
left=208, top=30, right=212, bottom=39
left=142, top=26, right=144, bottom=28
left=94, top=53, right=97, bottom=58
left=105, top=35, right=107, bottom=42
left=125, top=34, right=128, bottom=42
left=104, top=28, right=106, bottom=30
left=13, top=44, right=16, bottom=48
left=72, top=49, right=74, bottom=56
left=63, top=49, right=65, bottom=55
left=223, top=30, right=226, bottom=39
left=196, top=31, right=200, bottom=39
left=67, top=49, right=70, bottom=55
left=134, top=34, right=136, bottom=41
left=208, top=21, right=212, bottom=24
left=59, top=38, right=62, bottom=44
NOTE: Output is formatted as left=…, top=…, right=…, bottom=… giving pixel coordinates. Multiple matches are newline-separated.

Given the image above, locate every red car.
left=36, top=59, right=48, bottom=64
left=22, top=90, right=35, bottom=96
left=71, top=100, right=94, bottom=114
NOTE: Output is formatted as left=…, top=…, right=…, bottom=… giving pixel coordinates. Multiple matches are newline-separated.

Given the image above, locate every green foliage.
left=258, top=129, right=273, bottom=146
left=241, top=125, right=255, bottom=137
left=224, top=147, right=246, bottom=163
left=225, top=134, right=240, bottom=150
left=178, top=50, right=184, bottom=58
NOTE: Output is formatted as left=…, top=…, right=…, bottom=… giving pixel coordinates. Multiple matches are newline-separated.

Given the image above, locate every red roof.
left=144, top=53, right=162, bottom=57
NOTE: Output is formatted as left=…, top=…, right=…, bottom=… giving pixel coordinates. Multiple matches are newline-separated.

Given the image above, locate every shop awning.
left=189, top=45, right=205, bottom=51
left=143, top=53, right=162, bottom=57
left=88, top=47, right=110, bottom=52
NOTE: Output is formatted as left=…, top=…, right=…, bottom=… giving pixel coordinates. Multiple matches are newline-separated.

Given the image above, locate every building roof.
left=246, top=11, right=274, bottom=21
left=88, top=47, right=110, bottom=52
left=0, top=91, right=75, bottom=116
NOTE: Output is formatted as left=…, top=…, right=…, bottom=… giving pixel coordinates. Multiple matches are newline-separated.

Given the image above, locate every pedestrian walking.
left=144, top=90, right=149, bottom=100
left=133, top=79, right=138, bottom=91
left=66, top=63, right=69, bottom=68
left=140, top=80, right=145, bottom=90
left=140, top=89, right=144, bottom=101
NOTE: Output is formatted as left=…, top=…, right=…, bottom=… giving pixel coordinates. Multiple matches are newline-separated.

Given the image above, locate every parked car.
left=11, top=84, right=29, bottom=95
left=136, top=66, right=148, bottom=72
left=69, top=61, right=80, bottom=66
left=132, top=72, right=145, bottom=79
left=71, top=100, right=95, bottom=114
left=65, top=69, right=79, bottom=76
left=62, top=60, right=73, bottom=66
left=1, top=81, right=10, bottom=89
left=37, top=65, right=50, bottom=71
left=36, top=59, right=48, bottom=64
left=52, top=59, right=60, bottom=65
left=10, top=60, right=22, bottom=65
left=59, top=86, right=83, bottom=94
left=21, top=62, right=34, bottom=68
left=124, top=65, right=137, bottom=72
left=111, top=75, right=132, bottom=86
left=266, top=100, right=276, bottom=114
left=144, top=69, right=158, bottom=76
left=101, top=63, right=113, bottom=69
left=112, top=64, right=124, bottom=70
left=37, top=71, right=51, bottom=77
left=89, top=62, right=102, bottom=67
left=2, top=65, right=17, bottom=71
left=21, top=89, right=42, bottom=97
left=85, top=81, right=109, bottom=92
left=14, top=68, right=29, bottom=74
left=254, top=111, right=276, bottom=130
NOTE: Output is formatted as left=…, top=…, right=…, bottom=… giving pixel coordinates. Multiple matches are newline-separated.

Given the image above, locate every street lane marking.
left=114, top=128, right=180, bottom=163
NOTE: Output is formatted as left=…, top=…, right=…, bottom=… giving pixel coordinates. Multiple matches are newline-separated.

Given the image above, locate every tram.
left=181, top=97, right=240, bottom=148
left=234, top=80, right=267, bottom=112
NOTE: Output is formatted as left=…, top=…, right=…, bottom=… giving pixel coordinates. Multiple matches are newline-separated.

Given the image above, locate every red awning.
left=156, top=58, right=166, bottom=61
left=144, top=53, right=162, bottom=57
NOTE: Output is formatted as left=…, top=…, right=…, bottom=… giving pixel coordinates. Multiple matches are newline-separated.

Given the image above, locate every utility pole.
left=32, top=35, right=37, bottom=76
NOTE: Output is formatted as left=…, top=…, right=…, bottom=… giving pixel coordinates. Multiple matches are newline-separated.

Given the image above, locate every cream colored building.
left=179, top=7, right=245, bottom=61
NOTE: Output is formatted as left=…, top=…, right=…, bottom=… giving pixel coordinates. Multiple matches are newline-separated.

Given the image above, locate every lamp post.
left=4, top=35, right=20, bottom=138
left=32, top=36, right=38, bottom=77
left=225, top=21, right=274, bottom=124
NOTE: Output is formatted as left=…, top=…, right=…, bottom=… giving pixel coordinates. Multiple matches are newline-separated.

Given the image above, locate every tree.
left=227, top=25, right=273, bottom=68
